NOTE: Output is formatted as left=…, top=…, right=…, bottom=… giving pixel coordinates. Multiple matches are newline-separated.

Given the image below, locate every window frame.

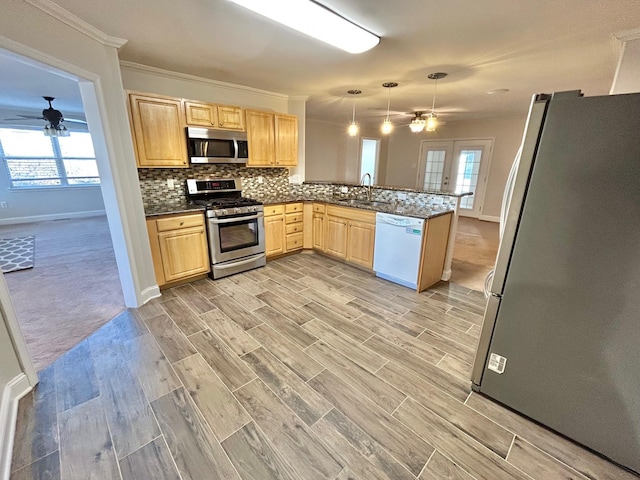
left=0, top=127, right=100, bottom=189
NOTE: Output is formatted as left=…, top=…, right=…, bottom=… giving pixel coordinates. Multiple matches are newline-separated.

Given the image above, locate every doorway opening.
left=416, top=138, right=498, bottom=291
left=359, top=137, right=380, bottom=184
left=0, top=49, right=125, bottom=372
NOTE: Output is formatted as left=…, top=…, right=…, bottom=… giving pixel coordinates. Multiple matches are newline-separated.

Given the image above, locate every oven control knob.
left=221, top=209, right=228, bottom=216
left=235, top=208, right=241, bottom=213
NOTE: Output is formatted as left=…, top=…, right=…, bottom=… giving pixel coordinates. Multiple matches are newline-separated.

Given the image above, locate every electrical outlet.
left=340, top=186, right=348, bottom=193
left=0, top=202, right=7, bottom=208
left=397, top=192, right=407, bottom=200
left=167, top=179, right=175, bottom=189
left=257, top=176, right=264, bottom=184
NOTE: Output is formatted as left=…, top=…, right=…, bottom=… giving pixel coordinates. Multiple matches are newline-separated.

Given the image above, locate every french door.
left=416, top=139, right=493, bottom=217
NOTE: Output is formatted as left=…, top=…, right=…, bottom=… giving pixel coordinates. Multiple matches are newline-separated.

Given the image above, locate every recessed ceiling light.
left=228, top=0, right=380, bottom=54
left=487, top=88, right=510, bottom=95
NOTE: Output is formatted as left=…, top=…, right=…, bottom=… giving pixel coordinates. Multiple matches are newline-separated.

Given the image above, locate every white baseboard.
left=0, top=210, right=106, bottom=226
left=479, top=215, right=500, bottom=223
left=140, top=285, right=161, bottom=306
left=0, top=374, right=32, bottom=480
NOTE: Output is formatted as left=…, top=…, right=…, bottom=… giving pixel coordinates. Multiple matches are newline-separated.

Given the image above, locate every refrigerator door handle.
left=491, top=96, right=549, bottom=294
left=471, top=293, right=501, bottom=389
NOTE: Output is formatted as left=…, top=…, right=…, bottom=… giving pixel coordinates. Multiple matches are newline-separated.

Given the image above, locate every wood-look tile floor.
left=10, top=252, right=639, bottom=480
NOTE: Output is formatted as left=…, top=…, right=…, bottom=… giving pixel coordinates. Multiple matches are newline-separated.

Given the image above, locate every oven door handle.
left=209, top=212, right=264, bottom=224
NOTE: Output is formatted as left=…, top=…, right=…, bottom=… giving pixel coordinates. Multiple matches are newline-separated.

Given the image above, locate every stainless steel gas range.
left=186, top=178, right=265, bottom=279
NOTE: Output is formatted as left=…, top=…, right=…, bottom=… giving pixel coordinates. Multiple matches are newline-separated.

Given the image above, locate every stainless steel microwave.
left=186, top=127, right=249, bottom=164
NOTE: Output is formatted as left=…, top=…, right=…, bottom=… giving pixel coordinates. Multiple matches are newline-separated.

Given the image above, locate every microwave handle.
left=232, top=139, right=239, bottom=160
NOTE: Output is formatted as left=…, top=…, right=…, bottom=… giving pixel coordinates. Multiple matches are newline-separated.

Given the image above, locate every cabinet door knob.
left=180, top=222, right=184, bottom=226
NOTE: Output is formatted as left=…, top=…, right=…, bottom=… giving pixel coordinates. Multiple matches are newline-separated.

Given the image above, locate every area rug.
left=0, top=236, right=35, bottom=273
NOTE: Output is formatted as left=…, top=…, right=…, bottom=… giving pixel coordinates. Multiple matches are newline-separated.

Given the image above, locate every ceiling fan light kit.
left=228, top=0, right=380, bottom=54
left=347, top=89, right=362, bottom=137
left=381, top=82, right=398, bottom=135
left=409, top=111, right=426, bottom=133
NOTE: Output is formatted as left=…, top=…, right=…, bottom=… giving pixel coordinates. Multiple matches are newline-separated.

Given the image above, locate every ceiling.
left=2, top=0, right=640, bottom=128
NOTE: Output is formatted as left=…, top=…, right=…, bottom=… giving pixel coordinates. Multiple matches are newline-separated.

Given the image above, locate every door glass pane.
left=360, top=138, right=379, bottom=183
left=423, top=150, right=446, bottom=190
left=455, top=149, right=482, bottom=208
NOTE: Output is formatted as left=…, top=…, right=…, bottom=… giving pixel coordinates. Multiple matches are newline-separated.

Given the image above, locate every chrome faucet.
left=361, top=173, right=372, bottom=201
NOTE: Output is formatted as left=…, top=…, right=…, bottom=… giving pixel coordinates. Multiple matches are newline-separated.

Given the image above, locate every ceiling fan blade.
left=15, top=114, right=45, bottom=120
left=62, top=118, right=87, bottom=124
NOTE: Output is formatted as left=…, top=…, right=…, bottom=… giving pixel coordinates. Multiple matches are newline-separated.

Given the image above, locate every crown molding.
left=24, top=0, right=127, bottom=48
left=289, top=95, right=311, bottom=102
left=119, top=61, right=292, bottom=101
left=614, top=27, right=640, bottom=42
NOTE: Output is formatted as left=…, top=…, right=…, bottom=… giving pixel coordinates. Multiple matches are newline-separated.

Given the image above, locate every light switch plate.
left=397, top=192, right=407, bottom=200
left=167, top=179, right=175, bottom=189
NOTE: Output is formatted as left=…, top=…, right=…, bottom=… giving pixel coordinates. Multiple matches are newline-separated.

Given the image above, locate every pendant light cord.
left=352, top=99, right=356, bottom=123
left=385, top=87, right=391, bottom=121
left=431, top=78, right=438, bottom=114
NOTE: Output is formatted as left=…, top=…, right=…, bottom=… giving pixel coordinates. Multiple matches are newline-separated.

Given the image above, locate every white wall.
left=305, top=120, right=385, bottom=184
left=0, top=272, right=35, bottom=480
left=384, top=117, right=526, bottom=218
left=0, top=182, right=105, bottom=224
left=305, top=119, right=348, bottom=181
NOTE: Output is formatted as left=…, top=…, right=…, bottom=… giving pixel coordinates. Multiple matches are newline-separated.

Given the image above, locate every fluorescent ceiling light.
left=229, top=0, right=380, bottom=54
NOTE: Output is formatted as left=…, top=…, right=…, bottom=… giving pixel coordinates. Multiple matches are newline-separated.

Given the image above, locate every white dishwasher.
left=373, top=212, right=425, bottom=289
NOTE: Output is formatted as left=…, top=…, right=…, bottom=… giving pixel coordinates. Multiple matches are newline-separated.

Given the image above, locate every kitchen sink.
left=338, top=199, right=390, bottom=208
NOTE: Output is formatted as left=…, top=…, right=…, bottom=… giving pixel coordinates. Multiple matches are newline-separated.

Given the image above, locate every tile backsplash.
left=138, top=165, right=290, bottom=207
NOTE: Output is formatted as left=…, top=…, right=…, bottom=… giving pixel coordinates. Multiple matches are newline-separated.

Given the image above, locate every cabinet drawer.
left=286, top=232, right=304, bottom=251
left=156, top=214, right=204, bottom=232
left=264, top=205, right=285, bottom=216
left=285, top=223, right=303, bottom=235
left=285, top=212, right=303, bottom=224
left=285, top=202, right=303, bottom=213
left=312, top=203, right=326, bottom=213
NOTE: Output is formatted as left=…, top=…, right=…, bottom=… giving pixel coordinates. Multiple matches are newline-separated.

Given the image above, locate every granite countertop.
left=302, top=181, right=473, bottom=198
left=253, top=195, right=454, bottom=220
left=144, top=196, right=454, bottom=220
left=144, top=202, right=206, bottom=218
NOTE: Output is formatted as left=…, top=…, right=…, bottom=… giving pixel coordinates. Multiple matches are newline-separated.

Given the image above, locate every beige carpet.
left=450, top=216, right=500, bottom=291
left=0, top=216, right=125, bottom=372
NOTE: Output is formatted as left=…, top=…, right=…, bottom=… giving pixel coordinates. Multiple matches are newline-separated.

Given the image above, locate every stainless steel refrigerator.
left=472, top=90, right=640, bottom=474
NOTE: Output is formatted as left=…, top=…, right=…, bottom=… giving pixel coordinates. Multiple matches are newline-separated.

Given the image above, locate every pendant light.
left=409, top=112, right=426, bottom=133
left=426, top=72, right=447, bottom=132
left=347, top=89, right=362, bottom=137
left=381, top=82, right=398, bottom=135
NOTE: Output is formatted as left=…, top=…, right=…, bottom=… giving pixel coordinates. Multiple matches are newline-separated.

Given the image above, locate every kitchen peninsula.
left=253, top=181, right=472, bottom=284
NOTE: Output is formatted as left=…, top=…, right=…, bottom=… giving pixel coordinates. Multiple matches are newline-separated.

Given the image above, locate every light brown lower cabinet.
left=264, top=205, right=285, bottom=258
left=146, top=212, right=210, bottom=288
left=346, top=220, right=376, bottom=268
left=323, top=205, right=376, bottom=269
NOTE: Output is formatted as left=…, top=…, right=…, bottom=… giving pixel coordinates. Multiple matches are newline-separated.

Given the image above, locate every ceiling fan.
left=4, top=96, right=87, bottom=126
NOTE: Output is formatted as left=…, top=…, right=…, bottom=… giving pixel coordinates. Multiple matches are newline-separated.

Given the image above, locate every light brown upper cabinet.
left=275, top=114, right=298, bottom=167
left=184, top=100, right=245, bottom=131
left=128, top=92, right=188, bottom=168
left=246, top=109, right=276, bottom=167
left=246, top=109, right=298, bottom=167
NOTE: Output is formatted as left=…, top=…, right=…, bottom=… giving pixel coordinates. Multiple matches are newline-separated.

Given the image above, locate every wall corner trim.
left=614, top=27, right=640, bottom=42
left=23, top=0, right=128, bottom=48
left=0, top=374, right=32, bottom=480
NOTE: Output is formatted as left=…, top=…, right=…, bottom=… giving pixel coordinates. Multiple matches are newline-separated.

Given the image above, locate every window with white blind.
left=0, top=128, right=100, bottom=188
